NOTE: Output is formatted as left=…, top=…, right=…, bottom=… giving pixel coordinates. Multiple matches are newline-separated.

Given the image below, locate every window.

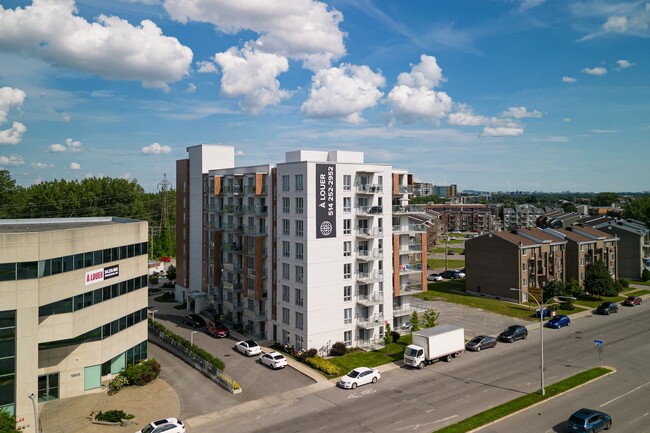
left=522, top=278, right=527, bottom=287
left=282, top=285, right=290, bottom=302
left=295, top=265, right=304, bottom=283
left=343, top=219, right=351, bottom=235
left=344, top=285, right=352, bottom=302
left=295, top=220, right=304, bottom=237
left=343, top=197, right=351, bottom=212
left=295, top=288, right=304, bottom=306
left=344, top=330, right=352, bottom=346
left=38, top=373, right=59, bottom=402
left=295, top=174, right=303, bottom=191
left=522, top=263, right=527, bottom=272
left=344, top=263, right=351, bottom=279
left=580, top=258, right=584, bottom=267
left=344, top=308, right=352, bottom=324
left=282, top=263, right=290, bottom=280
left=295, top=312, right=304, bottom=330
left=295, top=243, right=304, bottom=260
left=282, top=219, right=290, bottom=236
left=282, top=307, right=290, bottom=325
left=343, top=175, right=351, bottom=191
left=295, top=197, right=304, bottom=214
left=343, top=241, right=351, bottom=257
left=282, top=241, right=290, bottom=258
left=282, top=175, right=290, bottom=191
left=282, top=197, right=290, bottom=213
left=522, top=249, right=527, bottom=256
left=580, top=244, right=584, bottom=252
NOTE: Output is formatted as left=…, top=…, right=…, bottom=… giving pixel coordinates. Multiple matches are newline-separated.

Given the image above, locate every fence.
left=148, top=325, right=240, bottom=394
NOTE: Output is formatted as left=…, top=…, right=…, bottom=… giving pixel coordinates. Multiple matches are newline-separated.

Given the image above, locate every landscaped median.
left=432, top=366, right=614, bottom=433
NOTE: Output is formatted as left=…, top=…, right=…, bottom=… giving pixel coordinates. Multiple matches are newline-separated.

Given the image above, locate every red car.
left=206, top=320, right=230, bottom=338
left=623, top=296, right=642, bottom=306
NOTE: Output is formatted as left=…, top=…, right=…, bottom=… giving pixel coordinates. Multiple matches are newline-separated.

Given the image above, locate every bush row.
left=305, top=356, right=340, bottom=375
left=108, top=359, right=161, bottom=394
left=95, top=410, right=134, bottom=422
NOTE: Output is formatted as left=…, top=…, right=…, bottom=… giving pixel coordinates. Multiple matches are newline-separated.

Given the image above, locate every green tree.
left=0, top=409, right=19, bottom=433
left=561, top=202, right=577, bottom=213
left=566, top=277, right=582, bottom=298
left=409, top=310, right=421, bottom=332
left=383, top=322, right=392, bottom=352
left=0, top=169, right=19, bottom=218
left=623, top=196, right=650, bottom=227
left=166, top=265, right=176, bottom=281
left=421, top=308, right=439, bottom=328
left=591, top=192, right=619, bottom=207
left=542, top=280, right=566, bottom=303
left=584, top=259, right=615, bottom=298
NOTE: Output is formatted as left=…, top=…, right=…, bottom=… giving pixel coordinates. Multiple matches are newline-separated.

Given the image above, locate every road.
left=187, top=304, right=650, bottom=432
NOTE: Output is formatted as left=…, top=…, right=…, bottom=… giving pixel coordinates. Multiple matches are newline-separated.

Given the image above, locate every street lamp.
left=28, top=393, right=39, bottom=433
left=151, top=309, right=158, bottom=322
left=190, top=330, right=198, bottom=348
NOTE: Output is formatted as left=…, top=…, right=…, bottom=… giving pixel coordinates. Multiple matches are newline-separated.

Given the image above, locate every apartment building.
left=0, top=218, right=149, bottom=431
left=176, top=145, right=428, bottom=353
left=413, top=182, right=433, bottom=197
left=502, top=204, right=547, bottom=230
left=426, top=203, right=499, bottom=234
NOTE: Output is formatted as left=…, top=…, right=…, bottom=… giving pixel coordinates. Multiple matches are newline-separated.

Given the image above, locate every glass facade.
left=0, top=311, right=16, bottom=414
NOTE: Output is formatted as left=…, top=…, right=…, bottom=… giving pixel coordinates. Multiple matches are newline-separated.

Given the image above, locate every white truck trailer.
left=403, top=324, right=465, bottom=369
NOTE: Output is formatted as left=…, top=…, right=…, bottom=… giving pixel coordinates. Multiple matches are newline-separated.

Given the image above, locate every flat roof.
left=0, top=217, right=140, bottom=234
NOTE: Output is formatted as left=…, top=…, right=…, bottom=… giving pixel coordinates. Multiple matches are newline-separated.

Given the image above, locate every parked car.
left=465, top=335, right=497, bottom=352
left=136, top=417, right=185, bottom=433
left=595, top=302, right=618, bottom=315
left=338, top=367, right=380, bottom=389
left=206, top=320, right=229, bottom=338
left=259, top=351, right=288, bottom=369
left=545, top=315, right=571, bottom=329
left=623, top=296, right=642, bottom=306
left=454, top=270, right=466, bottom=278
left=535, top=308, right=552, bottom=318
left=427, top=273, right=443, bottom=282
left=447, top=250, right=455, bottom=255
left=441, top=270, right=464, bottom=279
left=183, top=314, right=206, bottom=328
left=234, top=340, right=262, bottom=357
left=566, top=408, right=612, bottom=432
left=498, top=325, right=528, bottom=342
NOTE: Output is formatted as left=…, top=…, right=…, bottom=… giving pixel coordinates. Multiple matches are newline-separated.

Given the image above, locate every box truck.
left=403, top=324, right=465, bottom=369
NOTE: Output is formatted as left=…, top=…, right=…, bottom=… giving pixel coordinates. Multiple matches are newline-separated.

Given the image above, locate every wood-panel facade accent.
left=393, top=233, right=400, bottom=296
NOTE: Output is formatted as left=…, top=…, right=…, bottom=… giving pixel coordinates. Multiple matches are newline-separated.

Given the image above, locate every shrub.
left=329, top=341, right=347, bottom=357
left=618, top=278, right=629, bottom=288
left=391, top=331, right=401, bottom=343
left=305, top=356, right=340, bottom=375
left=559, top=301, right=575, bottom=311
left=297, top=348, right=318, bottom=362
left=122, top=359, right=161, bottom=386
left=642, top=269, right=650, bottom=282
left=95, top=410, right=133, bottom=423
left=108, top=375, right=129, bottom=394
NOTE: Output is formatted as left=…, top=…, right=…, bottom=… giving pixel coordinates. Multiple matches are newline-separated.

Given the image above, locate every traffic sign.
left=594, top=339, right=604, bottom=347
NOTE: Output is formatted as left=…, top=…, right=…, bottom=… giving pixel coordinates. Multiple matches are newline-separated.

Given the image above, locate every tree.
left=566, top=277, right=582, bottom=298
left=642, top=269, right=650, bottom=282
left=542, top=280, right=566, bottom=303
left=166, top=265, right=176, bottom=281
left=383, top=322, right=392, bottom=352
left=0, top=409, right=19, bottom=433
left=591, top=192, right=619, bottom=207
left=584, top=259, right=615, bottom=298
left=409, top=310, right=421, bottom=332
left=623, top=196, right=650, bottom=227
left=0, top=169, right=19, bottom=218
left=421, top=308, right=439, bottom=328
left=561, top=202, right=577, bottom=213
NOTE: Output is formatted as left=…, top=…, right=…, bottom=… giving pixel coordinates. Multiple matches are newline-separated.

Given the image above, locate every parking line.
left=600, top=381, right=650, bottom=407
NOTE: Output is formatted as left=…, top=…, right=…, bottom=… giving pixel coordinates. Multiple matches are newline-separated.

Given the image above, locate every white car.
left=427, top=273, right=443, bottom=282
left=260, top=351, right=288, bottom=369
left=135, top=417, right=185, bottom=433
left=338, top=367, right=380, bottom=389
left=454, top=270, right=466, bottom=278
left=235, top=340, right=262, bottom=357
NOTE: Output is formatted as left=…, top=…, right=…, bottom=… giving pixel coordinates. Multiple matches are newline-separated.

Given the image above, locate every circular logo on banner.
left=320, top=221, right=333, bottom=236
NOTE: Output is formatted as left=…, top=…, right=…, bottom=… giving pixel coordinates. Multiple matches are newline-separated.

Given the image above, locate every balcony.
left=392, top=305, right=418, bottom=317
left=223, top=299, right=243, bottom=312
left=223, top=262, right=243, bottom=273
left=224, top=185, right=243, bottom=195
left=356, top=184, right=383, bottom=194
left=357, top=227, right=383, bottom=238
left=356, top=249, right=383, bottom=261
left=357, top=270, right=383, bottom=283
left=357, top=314, right=384, bottom=328
left=222, top=280, right=243, bottom=292
left=223, top=242, right=243, bottom=252
left=398, top=244, right=422, bottom=255
left=247, top=268, right=268, bottom=279
left=244, top=225, right=267, bottom=236
left=396, top=185, right=412, bottom=194
left=392, top=224, right=427, bottom=234
left=245, top=185, right=267, bottom=195
left=357, top=292, right=384, bottom=306
left=356, top=206, right=383, bottom=216
left=392, top=204, right=427, bottom=214
left=245, top=205, right=268, bottom=215
left=399, top=282, right=423, bottom=293
left=397, top=263, right=421, bottom=274
left=243, top=309, right=267, bottom=322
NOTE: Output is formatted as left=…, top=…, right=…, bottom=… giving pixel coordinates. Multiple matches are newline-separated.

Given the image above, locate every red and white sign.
left=85, top=268, right=105, bottom=285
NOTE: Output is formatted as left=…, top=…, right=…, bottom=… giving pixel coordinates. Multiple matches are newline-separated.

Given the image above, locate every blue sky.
left=0, top=0, right=648, bottom=193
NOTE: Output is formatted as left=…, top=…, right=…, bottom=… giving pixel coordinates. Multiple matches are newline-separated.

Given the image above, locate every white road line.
left=629, top=412, right=649, bottom=424
left=600, top=381, right=650, bottom=407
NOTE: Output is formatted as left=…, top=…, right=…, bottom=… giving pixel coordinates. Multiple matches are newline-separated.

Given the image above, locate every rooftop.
left=0, top=217, right=139, bottom=234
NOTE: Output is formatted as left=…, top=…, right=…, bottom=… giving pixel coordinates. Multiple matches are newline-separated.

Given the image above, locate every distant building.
left=426, top=203, right=499, bottom=234
left=413, top=182, right=434, bottom=197
left=432, top=184, right=457, bottom=199
left=502, top=204, right=547, bottom=230
left=537, top=210, right=582, bottom=229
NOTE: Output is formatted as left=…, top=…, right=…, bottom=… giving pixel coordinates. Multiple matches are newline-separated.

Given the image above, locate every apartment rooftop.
left=0, top=217, right=138, bottom=234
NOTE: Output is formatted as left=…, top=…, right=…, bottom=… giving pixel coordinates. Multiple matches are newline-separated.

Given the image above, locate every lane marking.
left=629, top=412, right=649, bottom=424
left=600, top=380, right=650, bottom=407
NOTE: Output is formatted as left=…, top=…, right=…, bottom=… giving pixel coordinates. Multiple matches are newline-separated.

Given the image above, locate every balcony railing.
left=399, top=244, right=422, bottom=254
left=221, top=280, right=243, bottom=292
left=244, top=225, right=267, bottom=236
left=223, top=242, right=243, bottom=252
left=243, top=309, right=267, bottom=321
left=223, top=299, right=243, bottom=312
left=392, top=204, right=427, bottom=214
left=356, top=206, right=383, bottom=216
left=399, top=282, right=423, bottom=293
left=357, top=292, right=384, bottom=306
left=393, top=224, right=427, bottom=233
left=356, top=314, right=384, bottom=328
left=356, top=184, right=383, bottom=194
left=397, top=263, right=421, bottom=274
left=222, top=262, right=243, bottom=273
left=356, top=249, right=383, bottom=261
left=247, top=268, right=268, bottom=279
left=397, top=185, right=412, bottom=194
left=245, top=205, right=268, bottom=215
left=224, top=185, right=243, bottom=195
left=357, top=270, right=384, bottom=283
left=357, top=227, right=383, bottom=238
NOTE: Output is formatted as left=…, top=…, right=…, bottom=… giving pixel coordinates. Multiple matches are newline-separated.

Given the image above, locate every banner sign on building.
left=85, top=265, right=120, bottom=285
left=316, top=164, right=336, bottom=239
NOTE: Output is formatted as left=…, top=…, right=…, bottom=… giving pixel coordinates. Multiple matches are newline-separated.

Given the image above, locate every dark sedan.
left=465, top=335, right=497, bottom=352
left=183, top=313, right=206, bottom=328
left=498, top=325, right=528, bottom=342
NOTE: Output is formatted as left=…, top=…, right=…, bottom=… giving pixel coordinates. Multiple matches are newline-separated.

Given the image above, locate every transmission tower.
left=157, top=173, right=172, bottom=232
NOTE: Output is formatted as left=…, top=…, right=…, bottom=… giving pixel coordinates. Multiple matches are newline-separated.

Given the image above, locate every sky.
left=0, top=0, right=648, bottom=193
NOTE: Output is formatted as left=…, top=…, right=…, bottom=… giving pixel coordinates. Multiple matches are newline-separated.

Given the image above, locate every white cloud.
left=563, top=117, right=572, bottom=122
left=47, top=107, right=71, bottom=122
left=603, top=15, right=628, bottom=33
left=163, top=0, right=346, bottom=71
left=31, top=162, right=53, bottom=169
left=582, top=66, right=607, bottom=75
left=142, top=142, right=172, bottom=155
left=214, top=44, right=290, bottom=114
left=396, top=55, right=445, bottom=89
left=447, top=105, right=489, bottom=126
left=196, top=60, right=218, bottom=74
left=69, top=162, right=81, bottom=170
left=0, top=0, right=193, bottom=89
left=616, top=59, right=635, bottom=69
left=48, top=137, right=82, bottom=152
left=0, top=122, right=27, bottom=145
left=186, top=83, right=196, bottom=93
left=502, top=106, right=542, bottom=119
left=235, top=150, right=246, bottom=157
left=562, top=76, right=577, bottom=83
left=0, top=154, right=24, bottom=166
left=301, top=64, right=385, bottom=124
left=387, top=55, right=452, bottom=124
left=519, top=0, right=547, bottom=12
left=481, top=127, right=524, bottom=137
left=49, top=143, right=66, bottom=153
left=0, top=87, right=26, bottom=123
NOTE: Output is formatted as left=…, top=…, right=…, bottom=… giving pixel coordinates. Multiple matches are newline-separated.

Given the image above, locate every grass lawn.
left=574, top=294, right=625, bottom=308
left=624, top=289, right=650, bottom=297
left=416, top=282, right=587, bottom=320
left=326, top=335, right=412, bottom=378
left=629, top=279, right=650, bottom=286
left=427, top=259, right=466, bottom=270
left=433, top=367, right=613, bottom=433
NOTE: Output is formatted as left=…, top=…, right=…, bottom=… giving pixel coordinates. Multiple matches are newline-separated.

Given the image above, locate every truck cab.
left=404, top=345, right=426, bottom=368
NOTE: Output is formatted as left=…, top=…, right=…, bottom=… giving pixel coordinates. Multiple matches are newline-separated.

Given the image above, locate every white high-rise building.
left=176, top=145, right=428, bottom=353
